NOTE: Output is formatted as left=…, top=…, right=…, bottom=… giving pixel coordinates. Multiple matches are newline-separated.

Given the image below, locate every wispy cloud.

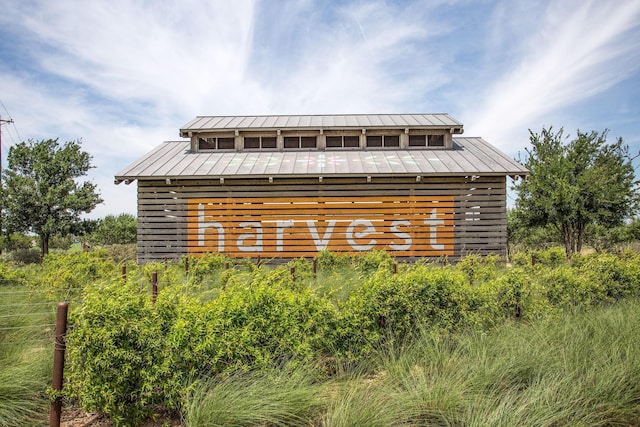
left=0, top=0, right=638, bottom=217
left=464, top=0, right=640, bottom=150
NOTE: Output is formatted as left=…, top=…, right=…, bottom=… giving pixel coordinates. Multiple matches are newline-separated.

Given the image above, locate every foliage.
left=66, top=280, right=160, bottom=426
left=0, top=233, right=33, bottom=252
left=351, top=249, right=394, bottom=275
left=48, top=234, right=74, bottom=251
left=4, top=249, right=640, bottom=425
left=2, top=138, right=103, bottom=256
left=337, top=265, right=469, bottom=360
left=514, top=127, right=638, bottom=255
left=187, top=252, right=229, bottom=286
left=0, top=286, right=54, bottom=426
left=31, top=250, right=118, bottom=298
left=102, top=243, right=137, bottom=264
left=9, top=248, right=41, bottom=265
left=315, top=249, right=350, bottom=270
left=507, top=208, right=560, bottom=252
left=184, top=364, right=325, bottom=426
left=89, top=213, right=137, bottom=245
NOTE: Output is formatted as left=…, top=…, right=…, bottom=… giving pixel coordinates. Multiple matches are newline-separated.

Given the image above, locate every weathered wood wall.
left=136, top=176, right=506, bottom=263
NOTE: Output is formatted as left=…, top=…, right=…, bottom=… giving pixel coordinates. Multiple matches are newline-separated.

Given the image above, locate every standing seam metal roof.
left=115, top=137, right=528, bottom=183
left=179, top=114, right=464, bottom=135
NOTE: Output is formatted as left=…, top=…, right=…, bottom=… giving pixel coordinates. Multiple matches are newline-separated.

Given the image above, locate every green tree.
left=2, top=139, right=103, bottom=256
left=514, top=127, right=638, bottom=255
left=90, top=213, right=137, bottom=245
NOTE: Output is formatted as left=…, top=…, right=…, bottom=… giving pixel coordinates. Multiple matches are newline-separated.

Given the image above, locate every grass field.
left=0, top=286, right=56, bottom=427
left=1, top=249, right=640, bottom=426
left=183, top=298, right=640, bottom=426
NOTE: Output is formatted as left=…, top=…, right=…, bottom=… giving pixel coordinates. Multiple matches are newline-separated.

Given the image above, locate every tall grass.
left=184, top=363, right=325, bottom=426
left=381, top=298, right=640, bottom=426
left=0, top=286, right=55, bottom=427
left=184, top=299, right=640, bottom=426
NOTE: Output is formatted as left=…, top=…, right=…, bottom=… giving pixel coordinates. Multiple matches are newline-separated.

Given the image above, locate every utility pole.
left=0, top=116, right=13, bottom=250
left=0, top=115, right=14, bottom=179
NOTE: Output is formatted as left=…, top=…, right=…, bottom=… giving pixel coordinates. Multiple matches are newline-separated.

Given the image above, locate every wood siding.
left=136, top=176, right=507, bottom=263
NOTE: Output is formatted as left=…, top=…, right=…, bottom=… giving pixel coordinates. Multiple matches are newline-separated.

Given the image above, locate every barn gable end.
left=116, top=114, right=528, bottom=262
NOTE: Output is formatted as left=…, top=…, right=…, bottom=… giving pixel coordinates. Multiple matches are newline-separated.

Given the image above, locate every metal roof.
left=115, top=137, right=528, bottom=183
left=179, top=114, right=464, bottom=136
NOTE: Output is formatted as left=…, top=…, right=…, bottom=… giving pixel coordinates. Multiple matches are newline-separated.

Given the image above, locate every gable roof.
left=115, top=137, right=528, bottom=184
left=179, top=114, right=464, bottom=136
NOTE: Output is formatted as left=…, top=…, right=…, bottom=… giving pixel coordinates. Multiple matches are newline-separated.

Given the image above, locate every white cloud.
left=0, top=0, right=639, bottom=219
left=464, top=0, right=640, bottom=152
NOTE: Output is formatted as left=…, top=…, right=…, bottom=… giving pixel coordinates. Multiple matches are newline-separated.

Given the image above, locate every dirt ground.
left=60, top=408, right=182, bottom=426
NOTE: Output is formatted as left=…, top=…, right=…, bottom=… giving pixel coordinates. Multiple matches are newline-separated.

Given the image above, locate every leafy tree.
left=90, top=213, right=137, bottom=245
left=514, top=127, right=638, bottom=255
left=2, top=139, right=103, bottom=256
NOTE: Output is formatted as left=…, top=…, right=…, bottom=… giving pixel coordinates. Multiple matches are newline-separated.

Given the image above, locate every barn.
left=115, top=114, right=528, bottom=263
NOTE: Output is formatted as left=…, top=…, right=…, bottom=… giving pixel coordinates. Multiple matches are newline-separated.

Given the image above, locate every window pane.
left=198, top=138, right=216, bottom=150
left=218, top=138, right=235, bottom=149
left=367, top=135, right=383, bottom=147
left=384, top=135, right=400, bottom=147
left=244, top=137, right=260, bottom=149
left=428, top=135, right=444, bottom=147
left=409, top=135, right=426, bottom=146
left=262, top=137, right=277, bottom=148
left=344, top=136, right=360, bottom=147
left=301, top=136, right=317, bottom=148
left=284, top=137, right=299, bottom=148
left=326, top=136, right=342, bottom=148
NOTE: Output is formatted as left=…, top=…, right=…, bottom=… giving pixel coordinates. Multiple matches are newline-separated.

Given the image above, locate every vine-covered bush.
left=337, top=265, right=470, bottom=360
left=58, top=249, right=640, bottom=425
left=32, top=250, right=118, bottom=297
left=66, top=280, right=160, bottom=426
left=67, top=265, right=339, bottom=424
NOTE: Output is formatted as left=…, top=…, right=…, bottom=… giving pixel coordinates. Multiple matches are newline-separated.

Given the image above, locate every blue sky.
left=0, top=0, right=639, bottom=218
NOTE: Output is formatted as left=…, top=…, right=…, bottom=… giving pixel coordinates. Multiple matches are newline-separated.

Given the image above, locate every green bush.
left=188, top=252, right=228, bottom=285
left=0, top=233, right=34, bottom=252
left=456, top=253, right=503, bottom=285
left=578, top=252, right=640, bottom=301
left=315, top=249, right=350, bottom=270
left=351, top=250, right=394, bottom=276
left=58, top=249, right=640, bottom=424
left=531, top=247, right=566, bottom=266
left=102, top=243, right=137, bottom=264
left=66, top=280, right=161, bottom=426
left=337, top=265, right=468, bottom=360
left=10, top=248, right=41, bottom=265
left=33, top=250, right=118, bottom=297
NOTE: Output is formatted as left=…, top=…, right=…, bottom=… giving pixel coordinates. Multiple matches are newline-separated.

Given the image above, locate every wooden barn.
left=115, top=114, right=528, bottom=263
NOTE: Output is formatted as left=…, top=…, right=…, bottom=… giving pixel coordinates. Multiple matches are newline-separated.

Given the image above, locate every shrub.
left=337, top=265, right=468, bottom=360
left=33, top=250, right=117, bottom=297
left=315, top=249, right=350, bottom=270
left=66, top=280, right=161, bottom=426
left=351, top=250, right=394, bottom=276
left=102, top=243, right=137, bottom=264
left=531, top=247, right=566, bottom=267
left=456, top=253, right=503, bottom=285
left=10, top=248, right=41, bottom=265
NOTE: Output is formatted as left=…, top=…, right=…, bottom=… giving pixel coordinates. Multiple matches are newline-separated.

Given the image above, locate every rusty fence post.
left=121, top=265, right=127, bottom=284
left=313, top=258, right=317, bottom=278
left=225, top=262, right=230, bottom=270
left=185, top=257, right=190, bottom=275
left=50, top=302, right=69, bottom=427
left=290, top=266, right=296, bottom=281
left=393, top=262, right=398, bottom=274
left=152, top=271, right=158, bottom=303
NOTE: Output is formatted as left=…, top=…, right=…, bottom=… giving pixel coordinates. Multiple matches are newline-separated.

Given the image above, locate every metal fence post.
left=50, top=302, right=69, bottom=427
left=152, top=271, right=158, bottom=303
